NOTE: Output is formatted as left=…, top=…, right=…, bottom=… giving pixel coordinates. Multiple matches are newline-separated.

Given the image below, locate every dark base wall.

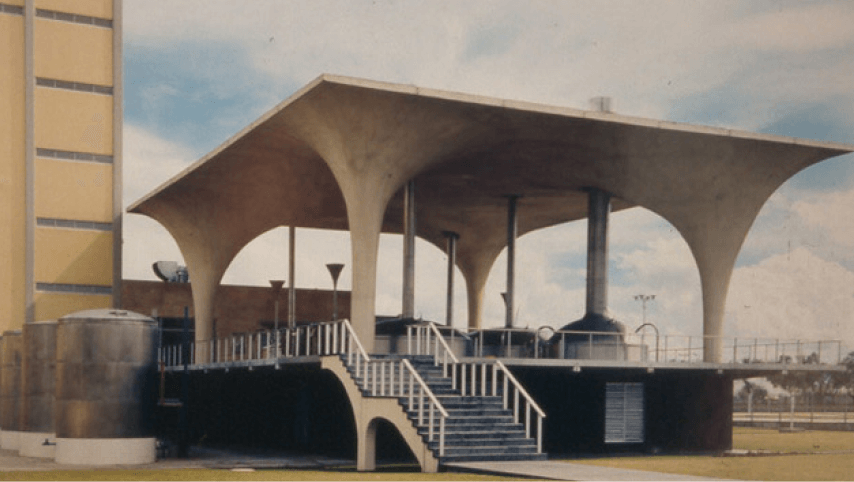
left=512, top=367, right=733, bottom=455
left=158, top=366, right=416, bottom=462
left=159, top=365, right=732, bottom=459
left=159, top=366, right=357, bottom=457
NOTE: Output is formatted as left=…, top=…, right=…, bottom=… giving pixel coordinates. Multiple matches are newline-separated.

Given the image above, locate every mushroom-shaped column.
left=280, top=82, right=477, bottom=352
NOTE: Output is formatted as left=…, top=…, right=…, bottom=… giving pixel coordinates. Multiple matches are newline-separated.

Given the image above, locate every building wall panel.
left=35, top=0, right=112, bottom=19
left=33, top=292, right=112, bottom=322
left=34, top=158, right=112, bottom=222
left=34, top=228, right=113, bottom=286
left=0, top=12, right=26, bottom=332
left=34, top=87, right=112, bottom=155
left=34, top=18, right=112, bottom=86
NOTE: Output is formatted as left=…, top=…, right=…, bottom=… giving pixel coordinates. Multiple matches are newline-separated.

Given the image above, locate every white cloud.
left=793, top=189, right=854, bottom=251
left=727, top=246, right=854, bottom=350
left=123, top=1, right=854, bottom=128
left=122, top=124, right=196, bottom=281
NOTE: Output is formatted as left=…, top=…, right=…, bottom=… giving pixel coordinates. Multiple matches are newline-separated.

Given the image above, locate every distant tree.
left=769, top=352, right=820, bottom=396
left=737, top=379, right=768, bottom=402
left=830, top=351, right=854, bottom=403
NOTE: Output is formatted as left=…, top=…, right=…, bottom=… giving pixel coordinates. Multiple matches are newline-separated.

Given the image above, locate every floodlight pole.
left=326, top=263, right=345, bottom=321
left=634, top=294, right=655, bottom=325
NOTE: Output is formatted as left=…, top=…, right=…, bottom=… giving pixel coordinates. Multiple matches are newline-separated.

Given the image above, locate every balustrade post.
left=429, top=401, right=435, bottom=441
left=514, top=388, right=520, bottom=423
left=537, top=417, right=542, bottom=453
left=503, top=376, right=509, bottom=409
left=439, top=418, right=446, bottom=457
left=409, top=375, right=414, bottom=411
left=418, top=387, right=424, bottom=425
left=481, top=363, right=487, bottom=396
left=492, top=365, right=498, bottom=396
left=407, top=327, right=412, bottom=355
left=525, top=404, right=531, bottom=438
left=461, top=363, right=467, bottom=396
left=380, top=361, right=386, bottom=396
left=372, top=363, right=377, bottom=396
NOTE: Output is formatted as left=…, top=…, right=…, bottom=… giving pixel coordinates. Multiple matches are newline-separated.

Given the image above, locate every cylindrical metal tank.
left=55, top=309, right=158, bottom=465
left=20, top=320, right=58, bottom=458
left=0, top=330, right=23, bottom=451
left=0, top=335, right=4, bottom=441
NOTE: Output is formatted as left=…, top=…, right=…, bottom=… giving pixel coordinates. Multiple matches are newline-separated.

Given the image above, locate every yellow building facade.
left=1, top=0, right=121, bottom=331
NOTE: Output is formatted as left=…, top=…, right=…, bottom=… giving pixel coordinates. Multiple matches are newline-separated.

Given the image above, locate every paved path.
left=446, top=460, right=733, bottom=481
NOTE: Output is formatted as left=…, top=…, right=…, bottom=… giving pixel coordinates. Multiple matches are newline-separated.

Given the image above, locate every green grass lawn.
left=0, top=467, right=517, bottom=481
left=6, top=429, right=854, bottom=481
left=573, top=428, right=854, bottom=481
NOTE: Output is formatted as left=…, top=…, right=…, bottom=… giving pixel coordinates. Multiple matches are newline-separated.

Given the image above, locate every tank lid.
left=29, top=319, right=59, bottom=325
left=59, top=308, right=154, bottom=323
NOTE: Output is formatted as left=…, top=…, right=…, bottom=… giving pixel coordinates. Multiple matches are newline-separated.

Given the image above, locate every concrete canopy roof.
left=129, top=74, right=853, bottom=356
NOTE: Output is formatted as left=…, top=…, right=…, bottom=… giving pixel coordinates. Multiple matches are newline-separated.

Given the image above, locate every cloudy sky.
left=121, top=0, right=854, bottom=356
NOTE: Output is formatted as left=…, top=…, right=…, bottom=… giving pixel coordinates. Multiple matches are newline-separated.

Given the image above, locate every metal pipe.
left=443, top=231, right=459, bottom=327
left=505, top=195, right=519, bottom=328
left=585, top=188, right=611, bottom=316
left=403, top=180, right=416, bottom=319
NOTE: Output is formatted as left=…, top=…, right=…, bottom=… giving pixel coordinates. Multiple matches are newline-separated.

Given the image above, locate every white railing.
left=408, top=322, right=546, bottom=454
left=159, top=319, right=366, bottom=367
left=463, top=327, right=843, bottom=366
left=407, top=323, right=459, bottom=377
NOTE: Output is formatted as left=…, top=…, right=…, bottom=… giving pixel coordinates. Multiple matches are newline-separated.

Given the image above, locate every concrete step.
left=417, top=422, right=523, bottom=434
left=429, top=437, right=535, bottom=448
left=439, top=452, right=548, bottom=463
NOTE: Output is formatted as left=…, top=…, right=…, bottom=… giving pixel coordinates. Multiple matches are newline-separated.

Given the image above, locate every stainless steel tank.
left=55, top=309, right=158, bottom=465
left=20, top=320, right=58, bottom=457
left=0, top=330, right=23, bottom=450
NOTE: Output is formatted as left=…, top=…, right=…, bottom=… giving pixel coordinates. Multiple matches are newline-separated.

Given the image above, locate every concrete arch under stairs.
left=321, top=355, right=439, bottom=472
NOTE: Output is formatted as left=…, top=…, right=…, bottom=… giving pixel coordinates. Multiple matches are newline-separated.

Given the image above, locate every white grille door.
left=605, top=382, right=644, bottom=443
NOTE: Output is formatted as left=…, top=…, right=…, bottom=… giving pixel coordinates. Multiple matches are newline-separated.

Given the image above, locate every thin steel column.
left=585, top=188, right=611, bottom=316
left=443, top=231, right=459, bottom=327
left=505, top=195, right=519, bottom=328
left=288, top=226, right=296, bottom=329
left=402, top=180, right=416, bottom=319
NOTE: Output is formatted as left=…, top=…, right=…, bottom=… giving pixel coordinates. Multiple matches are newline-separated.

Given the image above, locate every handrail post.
left=439, top=418, right=445, bottom=457
left=407, top=326, right=412, bottom=355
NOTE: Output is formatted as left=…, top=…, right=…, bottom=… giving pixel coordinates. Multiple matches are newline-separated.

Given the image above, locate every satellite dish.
left=153, top=261, right=179, bottom=282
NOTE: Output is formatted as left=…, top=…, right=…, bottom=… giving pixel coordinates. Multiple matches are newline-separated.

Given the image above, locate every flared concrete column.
left=585, top=188, right=611, bottom=317
left=443, top=231, right=459, bottom=327
left=346, top=197, right=386, bottom=353
left=695, top=250, right=738, bottom=363
left=186, top=266, right=218, bottom=363
left=402, top=181, right=416, bottom=319
left=505, top=195, right=519, bottom=329
left=463, top=264, right=491, bottom=330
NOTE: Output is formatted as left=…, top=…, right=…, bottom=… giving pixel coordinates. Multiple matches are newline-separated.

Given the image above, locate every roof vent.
left=590, top=96, right=612, bottom=113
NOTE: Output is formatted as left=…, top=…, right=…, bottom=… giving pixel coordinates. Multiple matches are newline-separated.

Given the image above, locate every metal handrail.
left=495, top=360, right=546, bottom=418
